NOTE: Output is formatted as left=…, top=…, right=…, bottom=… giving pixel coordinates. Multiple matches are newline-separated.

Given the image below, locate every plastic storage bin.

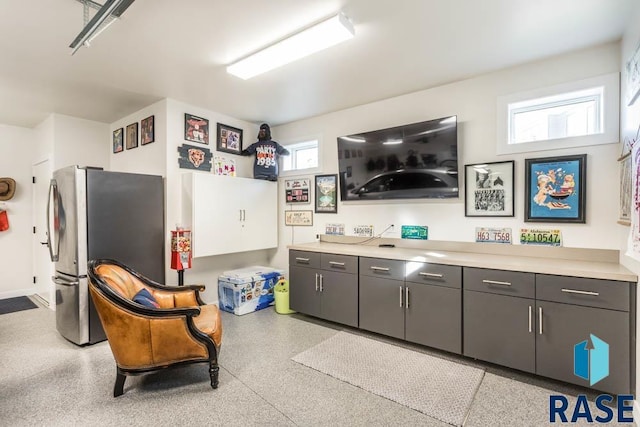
left=218, top=266, right=283, bottom=315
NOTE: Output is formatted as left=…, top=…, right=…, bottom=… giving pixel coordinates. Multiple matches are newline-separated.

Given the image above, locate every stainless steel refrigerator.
left=47, top=165, right=165, bottom=345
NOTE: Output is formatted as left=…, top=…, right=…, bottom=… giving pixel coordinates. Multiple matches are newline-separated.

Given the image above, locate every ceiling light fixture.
left=227, top=12, right=355, bottom=80
left=69, top=0, right=136, bottom=55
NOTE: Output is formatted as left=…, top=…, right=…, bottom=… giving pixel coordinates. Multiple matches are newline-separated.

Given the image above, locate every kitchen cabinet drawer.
left=321, top=253, right=358, bottom=274
left=289, top=250, right=321, bottom=269
left=405, top=262, right=461, bottom=289
left=536, top=274, right=630, bottom=312
left=464, top=267, right=535, bottom=298
left=359, top=257, right=405, bottom=280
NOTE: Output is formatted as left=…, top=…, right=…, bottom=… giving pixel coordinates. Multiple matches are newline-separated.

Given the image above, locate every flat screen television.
left=337, top=116, right=458, bottom=201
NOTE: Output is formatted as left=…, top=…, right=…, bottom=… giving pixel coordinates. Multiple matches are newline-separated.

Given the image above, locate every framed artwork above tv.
left=337, top=116, right=458, bottom=201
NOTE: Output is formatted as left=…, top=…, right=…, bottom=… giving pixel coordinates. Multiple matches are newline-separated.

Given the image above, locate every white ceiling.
left=0, top=0, right=634, bottom=129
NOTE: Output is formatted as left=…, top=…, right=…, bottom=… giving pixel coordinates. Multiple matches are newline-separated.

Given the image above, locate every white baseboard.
left=0, top=287, right=37, bottom=300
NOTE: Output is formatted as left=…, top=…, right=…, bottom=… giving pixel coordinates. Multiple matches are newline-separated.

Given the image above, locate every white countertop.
left=288, top=241, right=638, bottom=282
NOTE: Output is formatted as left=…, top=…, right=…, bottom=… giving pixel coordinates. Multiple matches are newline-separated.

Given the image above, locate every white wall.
left=618, top=0, right=640, bottom=407
left=271, top=42, right=622, bottom=271
left=0, top=124, right=36, bottom=298
left=0, top=114, right=111, bottom=299
left=164, top=99, right=272, bottom=302
left=53, top=114, right=109, bottom=170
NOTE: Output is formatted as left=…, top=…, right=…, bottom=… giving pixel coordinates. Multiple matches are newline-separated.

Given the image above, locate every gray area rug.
left=292, top=331, right=485, bottom=426
left=0, top=296, right=38, bottom=315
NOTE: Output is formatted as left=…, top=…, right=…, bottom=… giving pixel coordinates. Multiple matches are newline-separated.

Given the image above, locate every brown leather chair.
left=88, top=259, right=222, bottom=397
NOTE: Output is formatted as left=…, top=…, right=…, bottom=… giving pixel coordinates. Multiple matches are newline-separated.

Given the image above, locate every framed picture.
left=315, top=174, right=338, bottom=213
left=525, top=154, right=586, bottom=223
left=216, top=123, right=243, bottom=155
left=141, top=115, right=155, bottom=145
left=112, top=128, right=123, bottom=153
left=619, top=153, right=632, bottom=226
left=185, top=113, right=209, bottom=144
left=126, top=123, right=138, bottom=150
left=285, top=210, right=313, bottom=226
left=285, top=178, right=310, bottom=204
left=465, top=161, right=514, bottom=217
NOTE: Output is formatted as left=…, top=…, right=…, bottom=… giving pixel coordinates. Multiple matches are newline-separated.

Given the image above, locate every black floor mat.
left=0, top=296, right=38, bottom=315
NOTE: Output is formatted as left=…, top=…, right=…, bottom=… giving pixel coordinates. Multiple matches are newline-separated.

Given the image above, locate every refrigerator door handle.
left=47, top=179, right=59, bottom=262
left=52, top=276, right=79, bottom=286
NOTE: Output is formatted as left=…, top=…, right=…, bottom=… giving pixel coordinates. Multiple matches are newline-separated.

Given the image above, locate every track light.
left=69, top=0, right=135, bottom=55
left=227, top=12, right=355, bottom=80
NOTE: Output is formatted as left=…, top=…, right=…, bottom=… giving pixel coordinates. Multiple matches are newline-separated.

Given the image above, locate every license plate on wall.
left=519, top=228, right=562, bottom=246
left=475, top=227, right=512, bottom=244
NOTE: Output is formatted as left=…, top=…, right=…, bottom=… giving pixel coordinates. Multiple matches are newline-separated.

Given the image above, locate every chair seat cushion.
left=193, top=304, right=223, bottom=347
left=133, top=288, right=160, bottom=308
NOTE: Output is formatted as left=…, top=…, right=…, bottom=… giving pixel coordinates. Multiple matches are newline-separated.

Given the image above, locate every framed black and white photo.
left=464, top=161, right=514, bottom=217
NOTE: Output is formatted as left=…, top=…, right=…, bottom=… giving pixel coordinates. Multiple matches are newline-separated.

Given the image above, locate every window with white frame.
left=496, top=72, right=619, bottom=155
left=280, top=138, right=320, bottom=175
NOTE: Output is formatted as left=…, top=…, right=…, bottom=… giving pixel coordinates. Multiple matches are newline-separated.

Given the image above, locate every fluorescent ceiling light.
left=227, top=12, right=355, bottom=80
left=383, top=140, right=403, bottom=145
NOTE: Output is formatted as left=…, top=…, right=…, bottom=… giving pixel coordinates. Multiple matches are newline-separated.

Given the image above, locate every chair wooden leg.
left=113, top=369, right=126, bottom=397
left=209, top=363, right=219, bottom=389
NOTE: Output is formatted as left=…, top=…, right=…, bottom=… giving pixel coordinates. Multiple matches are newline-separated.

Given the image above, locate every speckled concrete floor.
left=0, top=301, right=634, bottom=426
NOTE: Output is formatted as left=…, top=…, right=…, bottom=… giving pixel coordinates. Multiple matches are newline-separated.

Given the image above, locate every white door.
left=32, top=159, right=53, bottom=308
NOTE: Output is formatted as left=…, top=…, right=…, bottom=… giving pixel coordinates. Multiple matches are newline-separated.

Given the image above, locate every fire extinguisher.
left=170, top=227, right=192, bottom=286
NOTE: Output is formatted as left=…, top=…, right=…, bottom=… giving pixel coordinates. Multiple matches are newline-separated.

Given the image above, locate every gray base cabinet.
left=536, top=300, right=630, bottom=395
left=463, top=291, right=535, bottom=373
left=289, top=250, right=635, bottom=395
left=289, top=250, right=358, bottom=327
left=359, top=275, right=404, bottom=339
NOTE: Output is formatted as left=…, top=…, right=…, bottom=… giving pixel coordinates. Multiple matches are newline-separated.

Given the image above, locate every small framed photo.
left=112, top=128, right=123, bottom=153
left=141, top=115, right=155, bottom=145
left=525, top=154, right=586, bottom=223
left=285, top=210, right=313, bottom=226
left=315, top=174, right=338, bottom=213
left=185, top=113, right=209, bottom=144
left=464, top=161, right=514, bottom=217
left=216, top=123, right=243, bottom=155
left=126, top=123, right=138, bottom=150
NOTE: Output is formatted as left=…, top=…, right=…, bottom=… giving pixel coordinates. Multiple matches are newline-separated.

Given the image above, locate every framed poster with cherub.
left=524, top=154, right=586, bottom=223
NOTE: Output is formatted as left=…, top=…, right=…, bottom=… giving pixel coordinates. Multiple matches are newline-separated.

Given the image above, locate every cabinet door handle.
left=528, top=305, right=532, bottom=333
left=405, top=287, right=410, bottom=309
left=329, top=261, right=345, bottom=267
left=295, top=257, right=310, bottom=263
left=239, top=209, right=242, bottom=221
left=315, top=273, right=319, bottom=292
left=538, top=307, right=543, bottom=335
left=370, top=266, right=390, bottom=272
left=482, top=279, right=512, bottom=286
left=419, top=272, right=443, bottom=278
left=561, top=288, right=599, bottom=296
left=399, top=286, right=403, bottom=308
left=319, top=274, right=323, bottom=292
left=242, top=209, right=246, bottom=221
